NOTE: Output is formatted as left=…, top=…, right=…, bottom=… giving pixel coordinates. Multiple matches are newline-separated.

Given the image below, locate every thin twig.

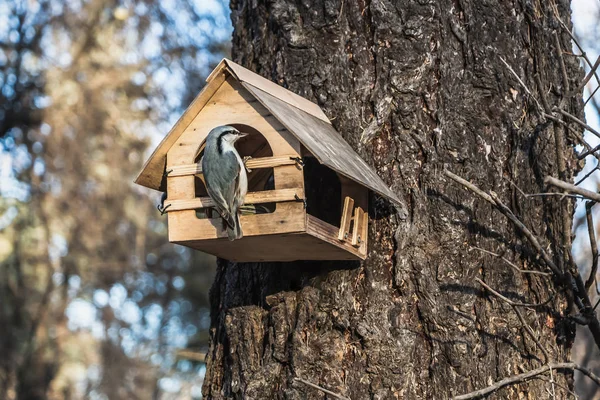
left=453, top=362, right=600, bottom=400
left=471, top=246, right=551, bottom=276
left=558, top=109, right=600, bottom=141
left=555, top=13, right=600, bottom=91
left=545, top=176, right=600, bottom=203
left=475, top=277, right=554, bottom=307
left=554, top=31, right=570, bottom=94
left=523, top=193, right=585, bottom=200
left=585, top=85, right=600, bottom=107
left=593, top=297, right=600, bottom=312
left=294, top=378, right=350, bottom=400
left=447, top=170, right=600, bottom=349
left=574, top=165, right=600, bottom=186
left=578, top=55, right=600, bottom=93
left=534, top=74, right=552, bottom=113
left=489, top=191, right=562, bottom=276
left=585, top=201, right=599, bottom=291
left=476, top=278, right=550, bottom=362
left=506, top=177, right=583, bottom=199
left=499, top=56, right=544, bottom=113
left=445, top=170, right=561, bottom=276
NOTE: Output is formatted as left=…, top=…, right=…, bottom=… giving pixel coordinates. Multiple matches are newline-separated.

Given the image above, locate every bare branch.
left=558, top=109, right=600, bottom=142
left=294, top=378, right=350, bottom=400
left=585, top=84, right=600, bottom=107
left=524, top=193, right=585, bottom=200
left=476, top=277, right=553, bottom=308
left=446, top=173, right=600, bottom=350
left=544, top=176, right=600, bottom=203
left=453, top=362, right=600, bottom=400
left=476, top=278, right=550, bottom=362
left=534, top=74, right=552, bottom=113
left=499, top=57, right=544, bottom=113
left=585, top=201, right=599, bottom=291
left=445, top=170, right=561, bottom=276
left=554, top=13, right=600, bottom=91
left=553, top=31, right=570, bottom=94
left=578, top=55, right=600, bottom=93
left=471, top=246, right=551, bottom=276
left=574, top=165, right=600, bottom=186
left=176, top=350, right=206, bottom=362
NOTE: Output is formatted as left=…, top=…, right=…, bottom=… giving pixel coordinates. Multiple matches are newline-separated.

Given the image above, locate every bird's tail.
left=226, top=211, right=243, bottom=241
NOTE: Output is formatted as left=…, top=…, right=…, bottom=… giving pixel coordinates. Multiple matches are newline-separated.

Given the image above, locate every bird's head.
left=210, top=125, right=248, bottom=144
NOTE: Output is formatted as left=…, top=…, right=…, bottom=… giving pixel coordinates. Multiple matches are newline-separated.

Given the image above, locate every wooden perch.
left=168, top=155, right=299, bottom=177
left=165, top=188, right=303, bottom=212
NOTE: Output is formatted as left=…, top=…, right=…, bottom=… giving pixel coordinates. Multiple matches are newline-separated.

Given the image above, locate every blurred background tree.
left=0, top=0, right=230, bottom=399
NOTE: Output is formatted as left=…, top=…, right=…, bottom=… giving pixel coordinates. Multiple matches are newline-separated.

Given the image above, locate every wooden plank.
left=306, top=215, right=365, bottom=260
left=338, top=196, right=354, bottom=241
left=169, top=163, right=202, bottom=177
left=351, top=207, right=364, bottom=247
left=223, top=59, right=331, bottom=124
left=360, top=209, right=368, bottom=255
left=168, top=155, right=298, bottom=177
left=246, top=155, right=298, bottom=170
left=242, top=83, right=404, bottom=206
left=165, top=188, right=304, bottom=212
left=135, top=68, right=228, bottom=191
left=168, top=202, right=305, bottom=242
left=177, top=232, right=361, bottom=262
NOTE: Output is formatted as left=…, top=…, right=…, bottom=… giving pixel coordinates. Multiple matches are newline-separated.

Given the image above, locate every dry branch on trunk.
left=454, top=362, right=600, bottom=400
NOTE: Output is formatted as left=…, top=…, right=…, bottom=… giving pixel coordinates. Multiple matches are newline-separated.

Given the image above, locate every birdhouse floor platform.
left=173, top=215, right=365, bottom=262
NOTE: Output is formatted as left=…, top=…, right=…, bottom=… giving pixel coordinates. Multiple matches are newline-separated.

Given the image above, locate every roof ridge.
left=219, top=59, right=332, bottom=125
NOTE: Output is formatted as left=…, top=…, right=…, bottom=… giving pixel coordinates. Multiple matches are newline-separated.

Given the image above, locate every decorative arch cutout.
left=193, top=124, right=277, bottom=219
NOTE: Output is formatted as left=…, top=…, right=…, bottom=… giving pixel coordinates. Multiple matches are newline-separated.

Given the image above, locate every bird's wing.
left=203, top=151, right=241, bottom=228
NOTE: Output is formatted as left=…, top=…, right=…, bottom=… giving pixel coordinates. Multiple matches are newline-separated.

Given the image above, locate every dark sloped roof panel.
left=242, top=83, right=403, bottom=206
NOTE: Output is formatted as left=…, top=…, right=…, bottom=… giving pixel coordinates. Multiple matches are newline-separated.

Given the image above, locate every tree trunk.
left=203, top=0, right=582, bottom=398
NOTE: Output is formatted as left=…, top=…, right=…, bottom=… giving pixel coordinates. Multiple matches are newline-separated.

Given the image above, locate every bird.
left=202, top=125, right=248, bottom=240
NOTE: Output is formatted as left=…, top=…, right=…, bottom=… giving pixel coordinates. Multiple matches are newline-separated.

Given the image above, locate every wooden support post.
left=338, top=196, right=355, bottom=241
left=351, top=207, right=365, bottom=247
left=360, top=210, right=368, bottom=254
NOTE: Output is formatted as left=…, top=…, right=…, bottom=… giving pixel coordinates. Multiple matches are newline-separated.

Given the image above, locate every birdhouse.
left=135, top=59, right=402, bottom=262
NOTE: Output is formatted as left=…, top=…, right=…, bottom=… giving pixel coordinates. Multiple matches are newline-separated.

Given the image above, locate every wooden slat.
left=306, top=215, right=366, bottom=260
left=360, top=210, right=368, bottom=255
left=338, top=196, right=354, bottom=241
left=165, top=188, right=304, bottom=212
left=169, top=202, right=305, bottom=242
left=169, top=164, right=202, bottom=177
left=168, top=155, right=298, bottom=177
left=246, top=155, right=298, bottom=170
left=351, top=207, right=364, bottom=247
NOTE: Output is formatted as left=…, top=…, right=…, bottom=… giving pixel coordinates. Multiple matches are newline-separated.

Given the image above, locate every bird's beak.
left=239, top=132, right=249, bottom=138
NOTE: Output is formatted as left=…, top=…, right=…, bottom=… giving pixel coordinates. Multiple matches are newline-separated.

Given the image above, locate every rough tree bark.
left=203, top=0, right=583, bottom=398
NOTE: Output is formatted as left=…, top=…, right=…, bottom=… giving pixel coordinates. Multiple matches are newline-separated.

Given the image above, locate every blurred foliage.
left=0, top=0, right=230, bottom=399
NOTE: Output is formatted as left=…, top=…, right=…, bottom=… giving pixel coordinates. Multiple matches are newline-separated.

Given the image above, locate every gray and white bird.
left=202, top=125, right=248, bottom=240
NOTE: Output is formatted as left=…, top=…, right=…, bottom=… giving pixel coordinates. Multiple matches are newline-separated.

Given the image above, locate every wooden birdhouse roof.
left=135, top=58, right=402, bottom=205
